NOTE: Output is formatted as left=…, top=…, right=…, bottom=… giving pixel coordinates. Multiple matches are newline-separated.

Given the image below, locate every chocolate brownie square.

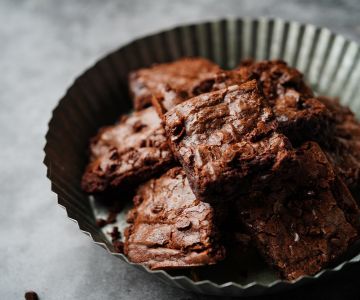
left=124, top=167, right=225, bottom=269
left=81, top=107, right=174, bottom=193
left=163, top=80, right=295, bottom=202
left=199, top=60, right=330, bottom=144
left=237, top=60, right=331, bottom=144
left=237, top=142, right=359, bottom=280
left=129, top=57, right=221, bottom=111
left=318, top=96, right=360, bottom=198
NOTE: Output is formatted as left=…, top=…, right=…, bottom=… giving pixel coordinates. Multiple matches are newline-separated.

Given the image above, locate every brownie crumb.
left=108, top=226, right=121, bottom=241
left=96, top=218, right=107, bottom=228
left=113, top=240, right=124, bottom=253
left=25, top=291, right=39, bottom=300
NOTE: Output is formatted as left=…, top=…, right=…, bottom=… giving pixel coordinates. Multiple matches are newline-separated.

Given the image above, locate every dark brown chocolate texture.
left=318, top=96, right=360, bottom=200
left=237, top=142, right=359, bottom=280
left=129, top=57, right=221, bottom=111
left=124, top=167, right=225, bottom=269
left=164, top=80, right=294, bottom=202
left=81, top=106, right=174, bottom=193
left=237, top=60, right=332, bottom=144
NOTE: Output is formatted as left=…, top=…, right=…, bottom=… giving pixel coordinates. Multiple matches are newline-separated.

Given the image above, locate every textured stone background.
left=1, top=0, right=360, bottom=299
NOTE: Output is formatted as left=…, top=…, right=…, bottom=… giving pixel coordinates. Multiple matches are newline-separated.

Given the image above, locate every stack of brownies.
left=81, top=58, right=360, bottom=280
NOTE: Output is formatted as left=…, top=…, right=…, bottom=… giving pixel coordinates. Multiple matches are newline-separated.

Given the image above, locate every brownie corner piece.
left=163, top=80, right=294, bottom=202
left=236, top=60, right=331, bottom=144
left=238, top=141, right=359, bottom=280
left=81, top=106, right=173, bottom=193
left=129, top=57, right=221, bottom=111
left=124, top=167, right=225, bottom=269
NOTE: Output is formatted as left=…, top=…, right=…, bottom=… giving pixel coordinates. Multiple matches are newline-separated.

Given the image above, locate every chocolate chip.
left=176, top=218, right=192, bottom=230
left=25, top=291, right=39, bottom=300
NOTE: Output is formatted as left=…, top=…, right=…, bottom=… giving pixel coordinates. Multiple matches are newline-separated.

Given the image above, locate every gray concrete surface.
left=1, top=0, right=360, bottom=299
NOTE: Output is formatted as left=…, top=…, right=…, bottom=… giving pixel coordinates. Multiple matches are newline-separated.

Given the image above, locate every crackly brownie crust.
left=236, top=60, right=331, bottom=144
left=163, top=80, right=295, bottom=202
left=81, top=107, right=174, bottom=193
left=236, top=60, right=314, bottom=103
left=318, top=96, right=360, bottom=199
left=237, top=142, right=359, bottom=280
left=124, top=167, right=225, bottom=269
left=129, top=57, right=221, bottom=111
left=198, top=60, right=330, bottom=144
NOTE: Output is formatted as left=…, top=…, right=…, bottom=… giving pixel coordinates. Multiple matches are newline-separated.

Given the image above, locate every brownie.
left=81, top=107, right=174, bottom=193
left=124, top=167, right=225, bottom=269
left=129, top=57, right=221, bottom=111
left=238, top=60, right=332, bottom=143
left=199, top=60, right=330, bottom=144
left=237, top=142, right=359, bottom=280
left=236, top=60, right=313, bottom=102
left=318, top=96, right=360, bottom=198
left=163, top=80, right=295, bottom=202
